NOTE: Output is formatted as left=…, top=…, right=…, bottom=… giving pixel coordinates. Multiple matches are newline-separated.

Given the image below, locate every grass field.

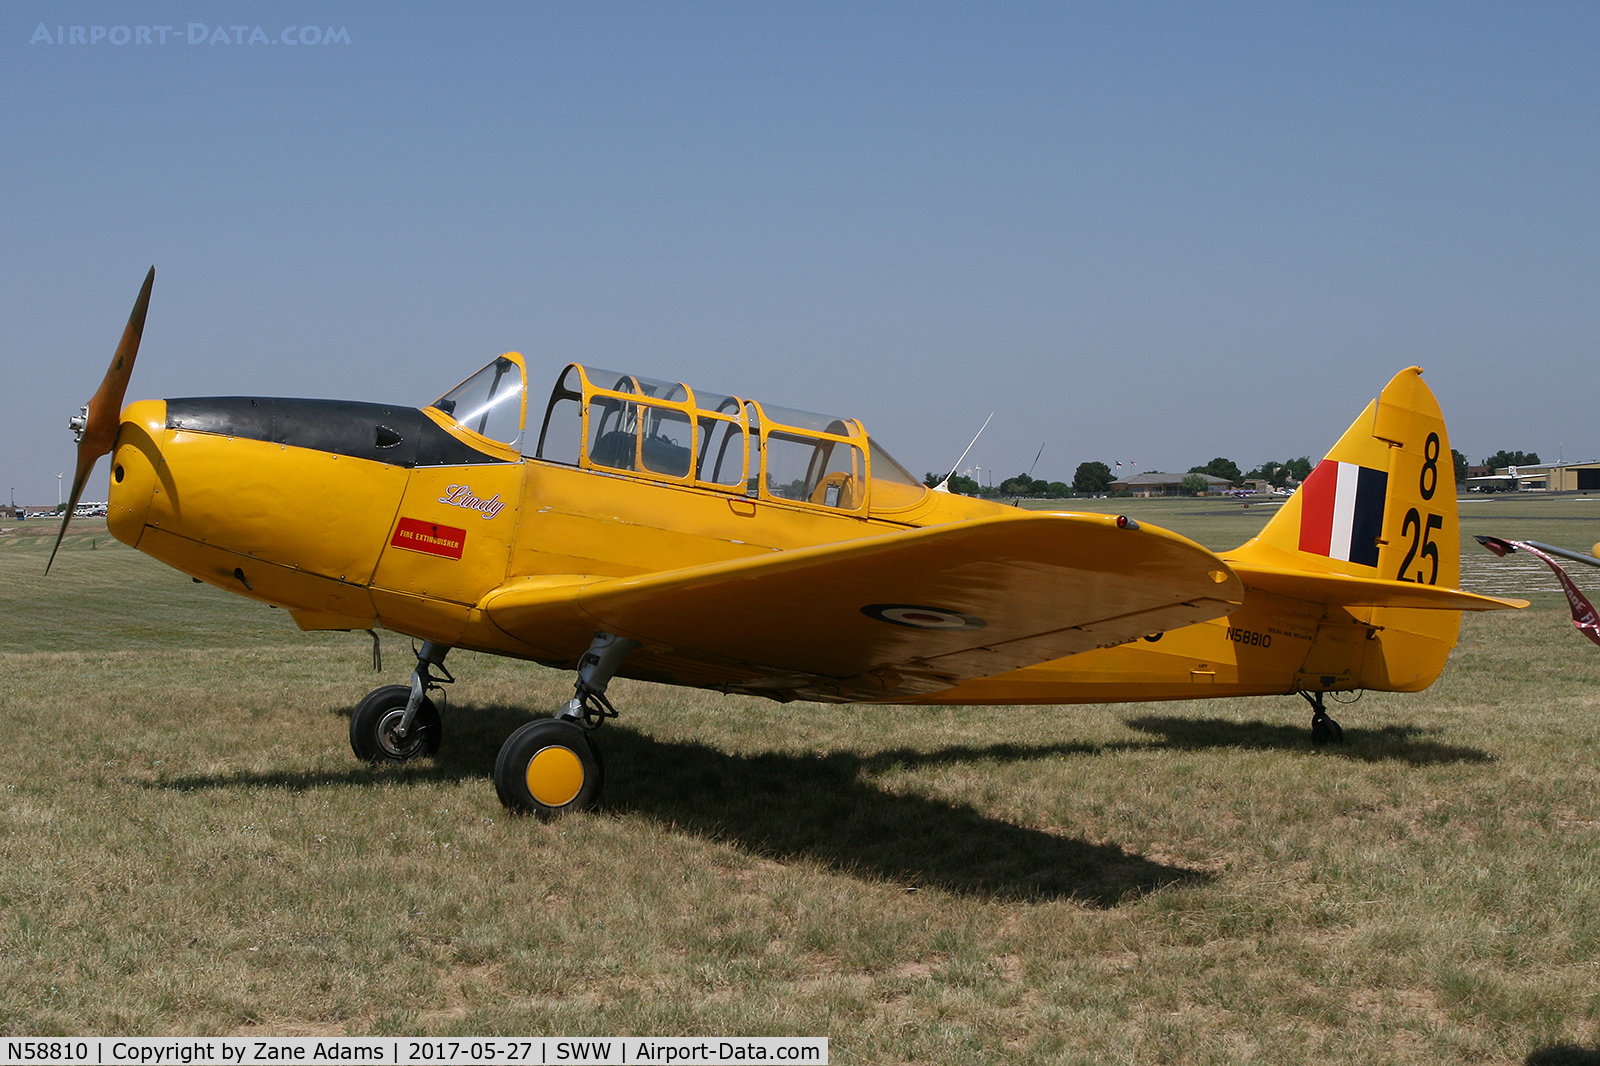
left=2, top=500, right=1599, bottom=1063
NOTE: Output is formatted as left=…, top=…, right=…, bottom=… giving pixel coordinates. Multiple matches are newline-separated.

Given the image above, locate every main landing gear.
left=348, top=633, right=649, bottom=816
left=348, top=632, right=640, bottom=819
left=350, top=640, right=451, bottom=763
left=494, top=633, right=639, bottom=819
left=1301, top=690, right=1345, bottom=746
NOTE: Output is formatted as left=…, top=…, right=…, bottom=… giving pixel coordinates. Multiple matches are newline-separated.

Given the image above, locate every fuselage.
left=106, top=355, right=1462, bottom=705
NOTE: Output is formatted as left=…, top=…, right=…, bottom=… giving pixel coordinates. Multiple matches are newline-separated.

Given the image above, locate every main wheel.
left=350, top=684, right=442, bottom=762
left=494, top=718, right=603, bottom=818
left=1311, top=713, right=1345, bottom=746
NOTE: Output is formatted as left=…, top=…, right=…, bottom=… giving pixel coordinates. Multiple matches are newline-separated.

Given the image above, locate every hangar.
left=1110, top=471, right=1234, bottom=497
left=1475, top=461, right=1600, bottom=492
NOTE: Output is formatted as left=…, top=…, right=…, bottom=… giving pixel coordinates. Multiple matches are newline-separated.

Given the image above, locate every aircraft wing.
left=479, top=513, right=1244, bottom=700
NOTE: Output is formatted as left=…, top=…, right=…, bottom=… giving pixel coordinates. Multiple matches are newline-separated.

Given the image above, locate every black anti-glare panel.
left=164, top=397, right=508, bottom=468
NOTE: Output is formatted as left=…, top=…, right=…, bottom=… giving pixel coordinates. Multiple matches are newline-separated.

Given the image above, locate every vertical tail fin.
left=1229, top=367, right=1464, bottom=691
left=1233, top=366, right=1458, bottom=589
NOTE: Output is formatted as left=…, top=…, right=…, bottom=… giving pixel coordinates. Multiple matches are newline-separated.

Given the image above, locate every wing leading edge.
left=480, top=512, right=1244, bottom=701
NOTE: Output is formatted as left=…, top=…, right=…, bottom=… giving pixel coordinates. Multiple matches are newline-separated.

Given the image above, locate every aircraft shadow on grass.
left=1526, top=1045, right=1600, bottom=1066
left=152, top=702, right=1487, bottom=901
left=152, top=701, right=1212, bottom=906
left=837, top=716, right=1491, bottom=774
left=1119, top=715, right=1493, bottom=766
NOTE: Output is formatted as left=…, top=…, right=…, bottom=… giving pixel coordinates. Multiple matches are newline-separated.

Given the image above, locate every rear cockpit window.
left=697, top=394, right=747, bottom=489
left=867, top=438, right=928, bottom=510
left=535, top=365, right=583, bottom=465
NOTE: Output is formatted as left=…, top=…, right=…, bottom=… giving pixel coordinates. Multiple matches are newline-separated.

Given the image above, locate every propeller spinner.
left=47, top=267, right=155, bottom=573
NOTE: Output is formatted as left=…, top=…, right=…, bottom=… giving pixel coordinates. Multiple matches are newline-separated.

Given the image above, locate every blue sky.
left=4, top=2, right=1596, bottom=504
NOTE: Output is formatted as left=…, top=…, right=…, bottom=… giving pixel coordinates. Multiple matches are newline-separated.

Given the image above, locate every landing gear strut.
left=1301, top=690, right=1344, bottom=746
left=350, top=641, right=452, bottom=762
left=494, top=633, right=639, bottom=818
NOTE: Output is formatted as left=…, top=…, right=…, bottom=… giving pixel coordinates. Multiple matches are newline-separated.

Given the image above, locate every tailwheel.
left=350, top=684, right=442, bottom=762
left=494, top=719, right=604, bottom=818
left=1302, top=690, right=1345, bottom=746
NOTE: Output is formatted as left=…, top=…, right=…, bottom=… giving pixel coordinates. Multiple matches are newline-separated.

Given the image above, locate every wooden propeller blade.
left=47, top=267, right=154, bottom=574
left=82, top=266, right=154, bottom=461
left=46, top=454, right=97, bottom=575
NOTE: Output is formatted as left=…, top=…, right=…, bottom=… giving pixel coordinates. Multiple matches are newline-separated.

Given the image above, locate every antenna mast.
left=933, top=413, right=994, bottom=493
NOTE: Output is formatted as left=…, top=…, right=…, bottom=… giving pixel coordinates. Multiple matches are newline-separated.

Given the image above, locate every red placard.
left=390, top=517, right=467, bottom=560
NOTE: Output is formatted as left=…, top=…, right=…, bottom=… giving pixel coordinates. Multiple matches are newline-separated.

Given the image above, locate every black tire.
left=350, top=684, right=442, bottom=763
left=494, top=718, right=603, bottom=818
left=1311, top=714, right=1345, bottom=746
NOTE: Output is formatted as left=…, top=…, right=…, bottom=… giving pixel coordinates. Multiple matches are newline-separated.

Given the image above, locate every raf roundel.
left=861, top=604, right=987, bottom=630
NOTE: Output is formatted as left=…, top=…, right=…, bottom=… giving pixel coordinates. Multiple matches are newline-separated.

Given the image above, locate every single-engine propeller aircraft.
left=56, top=269, right=1528, bottom=817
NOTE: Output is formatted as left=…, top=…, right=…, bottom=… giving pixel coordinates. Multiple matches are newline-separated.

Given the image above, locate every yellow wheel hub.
left=526, top=745, right=585, bottom=807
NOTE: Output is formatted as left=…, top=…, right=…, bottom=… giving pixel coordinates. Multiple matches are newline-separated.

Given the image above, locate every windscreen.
left=431, top=356, right=526, bottom=447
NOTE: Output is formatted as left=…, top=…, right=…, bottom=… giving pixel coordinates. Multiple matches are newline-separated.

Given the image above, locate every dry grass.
left=2, top=502, right=1599, bottom=1063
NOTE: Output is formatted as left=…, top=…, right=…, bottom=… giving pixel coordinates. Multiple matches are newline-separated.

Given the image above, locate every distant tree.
left=1073, top=461, right=1114, bottom=494
left=1482, top=449, right=1541, bottom=470
left=923, top=471, right=981, bottom=495
left=1044, top=481, right=1072, bottom=497
left=1180, top=473, right=1210, bottom=496
left=998, top=473, right=1038, bottom=497
left=1246, top=456, right=1314, bottom=488
left=1245, top=461, right=1287, bottom=488
left=1248, top=458, right=1318, bottom=488
left=1188, top=457, right=1242, bottom=485
left=1451, top=448, right=1469, bottom=485
left=1245, top=462, right=1274, bottom=485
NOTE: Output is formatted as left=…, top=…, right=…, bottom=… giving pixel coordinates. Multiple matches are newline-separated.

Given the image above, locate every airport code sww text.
left=1, top=1039, right=827, bottom=1065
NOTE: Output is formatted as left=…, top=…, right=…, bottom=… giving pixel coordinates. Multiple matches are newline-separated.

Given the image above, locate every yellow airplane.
left=55, top=269, right=1526, bottom=817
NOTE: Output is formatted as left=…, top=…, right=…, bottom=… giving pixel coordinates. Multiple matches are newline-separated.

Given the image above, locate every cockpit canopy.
left=430, top=357, right=926, bottom=513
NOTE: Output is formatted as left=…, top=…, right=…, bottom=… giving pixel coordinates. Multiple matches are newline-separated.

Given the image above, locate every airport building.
left=1475, top=461, right=1600, bottom=492
left=1110, top=471, right=1234, bottom=497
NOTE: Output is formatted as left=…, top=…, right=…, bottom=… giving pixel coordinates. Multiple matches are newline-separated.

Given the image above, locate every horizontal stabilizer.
left=1231, top=561, right=1527, bottom=611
